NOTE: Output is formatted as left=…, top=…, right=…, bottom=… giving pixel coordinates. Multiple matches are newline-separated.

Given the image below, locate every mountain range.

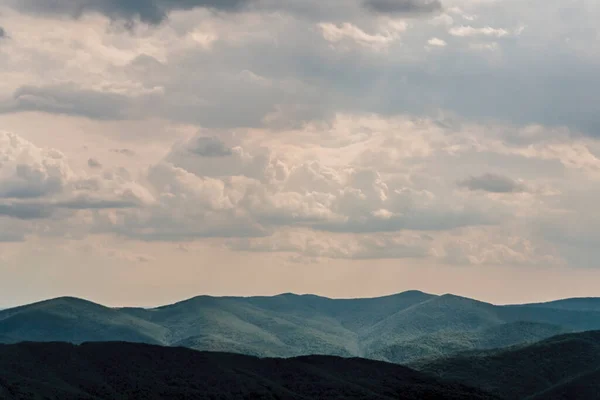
left=3, top=330, right=600, bottom=399
left=0, top=341, right=497, bottom=400
left=414, top=330, right=600, bottom=399
left=2, top=291, right=600, bottom=364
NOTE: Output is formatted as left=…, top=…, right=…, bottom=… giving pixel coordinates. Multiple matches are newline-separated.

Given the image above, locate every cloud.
left=319, top=22, right=406, bottom=51
left=363, top=0, right=442, bottom=14
left=427, top=37, right=447, bottom=47
left=88, top=158, right=102, bottom=169
left=10, top=0, right=256, bottom=24
left=0, top=27, right=6, bottom=39
left=187, top=137, right=233, bottom=157
left=0, top=85, right=131, bottom=120
left=0, top=202, right=53, bottom=220
left=0, top=132, right=70, bottom=199
left=0, top=131, right=150, bottom=222
left=99, top=118, right=505, bottom=243
left=449, top=26, right=510, bottom=38
left=457, top=173, right=528, bottom=194
left=3, top=1, right=599, bottom=136
left=0, top=111, right=597, bottom=265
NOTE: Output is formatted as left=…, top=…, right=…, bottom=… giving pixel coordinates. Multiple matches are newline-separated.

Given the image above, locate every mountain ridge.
left=7, top=290, right=600, bottom=310
left=2, top=291, right=600, bottom=364
left=414, top=330, right=600, bottom=399
left=0, top=341, right=498, bottom=400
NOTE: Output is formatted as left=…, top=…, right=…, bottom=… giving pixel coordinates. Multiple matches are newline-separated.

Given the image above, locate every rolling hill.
left=0, top=341, right=497, bottom=400
left=413, top=330, right=600, bottom=399
left=1, top=292, right=600, bottom=363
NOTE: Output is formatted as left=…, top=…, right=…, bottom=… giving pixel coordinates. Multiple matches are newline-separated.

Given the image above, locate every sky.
left=1, top=0, right=600, bottom=308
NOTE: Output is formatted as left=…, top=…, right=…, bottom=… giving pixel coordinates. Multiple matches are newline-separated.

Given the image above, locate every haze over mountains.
left=2, top=291, right=600, bottom=364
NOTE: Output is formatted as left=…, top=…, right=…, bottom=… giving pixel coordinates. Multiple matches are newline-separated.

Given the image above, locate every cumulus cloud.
left=0, top=132, right=70, bottom=199
left=457, top=173, right=528, bottom=194
left=95, top=117, right=509, bottom=245
left=0, top=109, right=598, bottom=266
left=0, top=131, right=150, bottom=222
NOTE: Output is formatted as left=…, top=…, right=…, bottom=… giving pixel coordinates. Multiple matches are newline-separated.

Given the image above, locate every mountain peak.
left=4, top=296, right=104, bottom=311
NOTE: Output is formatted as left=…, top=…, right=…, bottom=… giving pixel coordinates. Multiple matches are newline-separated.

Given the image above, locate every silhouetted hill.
left=2, top=292, right=600, bottom=363
left=414, top=330, right=600, bottom=399
left=0, top=341, right=497, bottom=400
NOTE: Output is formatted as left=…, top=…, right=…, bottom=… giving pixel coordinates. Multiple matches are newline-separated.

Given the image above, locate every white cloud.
left=0, top=130, right=151, bottom=222
left=449, top=25, right=510, bottom=38
left=319, top=21, right=406, bottom=51
left=427, top=37, right=447, bottom=47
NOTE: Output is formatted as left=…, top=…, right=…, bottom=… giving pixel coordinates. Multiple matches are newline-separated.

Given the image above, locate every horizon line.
left=2, top=289, right=599, bottom=311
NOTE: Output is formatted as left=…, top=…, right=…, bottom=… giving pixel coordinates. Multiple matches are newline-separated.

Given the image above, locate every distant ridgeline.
left=2, top=291, right=600, bottom=364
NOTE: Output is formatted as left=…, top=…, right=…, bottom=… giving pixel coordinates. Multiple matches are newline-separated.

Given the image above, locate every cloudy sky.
left=1, top=0, right=600, bottom=307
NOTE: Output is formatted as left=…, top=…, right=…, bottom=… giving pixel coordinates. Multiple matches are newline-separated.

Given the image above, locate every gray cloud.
left=0, top=232, right=26, bottom=242
left=0, top=218, right=28, bottom=242
left=458, top=173, right=528, bottom=194
left=0, top=27, right=6, bottom=39
left=87, top=158, right=102, bottom=169
left=363, top=0, right=441, bottom=14
left=56, top=196, right=139, bottom=210
left=187, top=137, right=233, bottom=157
left=0, top=84, right=130, bottom=120
left=0, top=203, right=53, bottom=220
left=0, top=197, right=139, bottom=220
left=11, top=0, right=255, bottom=24
left=0, top=164, right=64, bottom=200
left=314, top=210, right=495, bottom=234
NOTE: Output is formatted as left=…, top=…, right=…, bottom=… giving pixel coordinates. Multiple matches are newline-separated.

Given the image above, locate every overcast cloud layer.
left=1, top=0, right=600, bottom=306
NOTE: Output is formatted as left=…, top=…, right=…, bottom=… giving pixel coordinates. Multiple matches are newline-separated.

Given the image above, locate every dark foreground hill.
left=1, top=292, right=600, bottom=363
left=0, top=341, right=496, bottom=400
left=414, top=330, right=600, bottom=399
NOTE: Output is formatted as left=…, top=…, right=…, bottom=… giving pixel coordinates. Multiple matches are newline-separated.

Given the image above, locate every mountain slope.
left=528, top=367, right=600, bottom=400
left=520, top=297, right=600, bottom=312
left=0, top=341, right=497, bottom=400
left=2, top=292, right=600, bottom=363
left=0, top=297, right=168, bottom=345
left=369, top=321, right=567, bottom=364
left=414, top=330, right=600, bottom=399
